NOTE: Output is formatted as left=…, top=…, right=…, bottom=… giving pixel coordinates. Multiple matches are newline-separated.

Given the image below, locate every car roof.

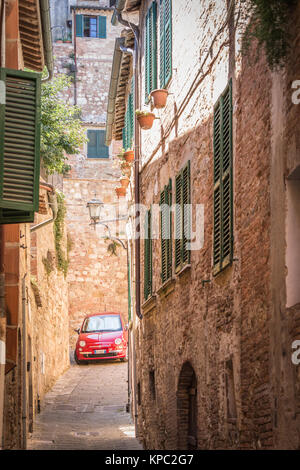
left=84, top=312, right=121, bottom=318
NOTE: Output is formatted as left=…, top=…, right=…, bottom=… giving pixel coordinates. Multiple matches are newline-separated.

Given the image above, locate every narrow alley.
left=28, top=358, right=142, bottom=450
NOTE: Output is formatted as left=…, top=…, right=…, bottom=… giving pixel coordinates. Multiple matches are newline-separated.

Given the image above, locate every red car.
left=74, top=312, right=128, bottom=364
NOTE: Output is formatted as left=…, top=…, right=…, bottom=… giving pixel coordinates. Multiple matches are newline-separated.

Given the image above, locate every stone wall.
left=134, top=0, right=300, bottom=450
left=3, top=186, right=70, bottom=448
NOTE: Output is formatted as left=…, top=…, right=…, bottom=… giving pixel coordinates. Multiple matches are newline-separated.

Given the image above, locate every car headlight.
left=79, top=341, right=86, bottom=347
left=115, top=338, right=122, bottom=345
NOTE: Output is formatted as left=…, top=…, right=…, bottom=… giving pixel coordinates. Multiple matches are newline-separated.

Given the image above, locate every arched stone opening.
left=177, top=361, right=197, bottom=450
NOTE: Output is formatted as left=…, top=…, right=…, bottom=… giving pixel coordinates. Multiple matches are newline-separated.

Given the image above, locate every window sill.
left=157, top=277, right=176, bottom=298
left=141, top=295, right=157, bottom=315
left=175, top=263, right=191, bottom=278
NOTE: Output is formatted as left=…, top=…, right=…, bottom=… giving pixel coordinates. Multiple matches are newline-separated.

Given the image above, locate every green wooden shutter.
left=76, top=15, right=83, bottom=37
left=0, top=68, right=41, bottom=213
left=145, top=2, right=157, bottom=103
left=0, top=208, right=34, bottom=224
left=87, top=130, right=109, bottom=158
left=98, top=16, right=106, bottom=38
left=175, top=161, right=190, bottom=272
left=160, top=180, right=172, bottom=284
left=175, top=173, right=182, bottom=271
left=182, top=161, right=191, bottom=265
left=159, top=0, right=172, bottom=88
left=97, top=130, right=109, bottom=158
left=213, top=81, right=233, bottom=275
left=144, top=208, right=152, bottom=301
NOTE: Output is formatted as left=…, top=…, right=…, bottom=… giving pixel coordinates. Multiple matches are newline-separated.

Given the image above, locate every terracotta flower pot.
left=136, top=112, right=156, bottom=130
left=115, top=186, right=126, bottom=197
left=120, top=177, right=130, bottom=188
left=124, top=150, right=134, bottom=162
left=150, top=89, right=168, bottom=109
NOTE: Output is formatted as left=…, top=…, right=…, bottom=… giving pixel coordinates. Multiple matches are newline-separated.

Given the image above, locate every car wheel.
left=74, top=350, right=88, bottom=365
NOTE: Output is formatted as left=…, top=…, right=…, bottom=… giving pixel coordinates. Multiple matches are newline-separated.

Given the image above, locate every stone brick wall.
left=3, top=187, right=70, bottom=448
left=133, top=0, right=300, bottom=450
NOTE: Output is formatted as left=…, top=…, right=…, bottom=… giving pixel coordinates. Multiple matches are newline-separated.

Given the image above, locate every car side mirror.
left=74, top=328, right=80, bottom=334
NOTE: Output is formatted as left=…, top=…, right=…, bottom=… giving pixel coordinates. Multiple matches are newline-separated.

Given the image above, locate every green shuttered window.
left=144, top=208, right=152, bottom=301
left=87, top=129, right=109, bottom=158
left=122, top=77, right=134, bottom=151
left=159, top=0, right=172, bottom=88
left=213, top=80, right=233, bottom=275
left=160, top=180, right=172, bottom=284
left=175, top=161, right=191, bottom=272
left=76, top=15, right=106, bottom=38
left=145, top=2, right=157, bottom=102
left=0, top=68, right=41, bottom=215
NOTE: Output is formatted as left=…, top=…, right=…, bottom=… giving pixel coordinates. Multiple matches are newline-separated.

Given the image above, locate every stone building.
left=0, top=0, right=70, bottom=449
left=107, top=0, right=300, bottom=449
left=51, top=1, right=129, bottom=348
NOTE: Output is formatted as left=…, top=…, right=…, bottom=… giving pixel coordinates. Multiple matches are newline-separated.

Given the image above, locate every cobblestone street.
left=27, top=356, right=143, bottom=450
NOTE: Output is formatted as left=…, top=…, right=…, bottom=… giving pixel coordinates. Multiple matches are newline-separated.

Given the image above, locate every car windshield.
left=82, top=315, right=122, bottom=333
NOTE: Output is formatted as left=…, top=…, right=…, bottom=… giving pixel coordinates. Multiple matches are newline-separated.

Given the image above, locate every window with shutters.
left=213, top=80, right=233, bottom=275
left=144, top=208, right=152, bottom=301
left=76, top=15, right=106, bottom=39
left=160, top=180, right=172, bottom=284
left=122, top=77, right=135, bottom=151
left=145, top=2, right=157, bottom=103
left=175, top=161, right=191, bottom=273
left=87, top=129, right=109, bottom=158
left=159, top=0, right=172, bottom=89
left=0, top=68, right=41, bottom=219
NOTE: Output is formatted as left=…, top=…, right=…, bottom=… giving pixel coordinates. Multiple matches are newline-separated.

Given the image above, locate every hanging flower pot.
left=136, top=110, right=156, bottom=130
left=150, top=89, right=168, bottom=109
left=115, top=186, right=126, bottom=197
left=120, top=177, right=130, bottom=189
left=124, top=149, right=134, bottom=162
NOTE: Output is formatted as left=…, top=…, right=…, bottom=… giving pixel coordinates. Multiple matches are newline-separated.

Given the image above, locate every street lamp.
left=86, top=198, right=103, bottom=226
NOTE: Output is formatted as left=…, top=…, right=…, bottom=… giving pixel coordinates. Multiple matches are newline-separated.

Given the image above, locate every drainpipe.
left=40, top=0, right=54, bottom=82
left=21, top=274, right=27, bottom=449
left=0, top=0, right=5, bottom=450
left=73, top=9, right=77, bottom=105
left=30, top=188, right=58, bottom=233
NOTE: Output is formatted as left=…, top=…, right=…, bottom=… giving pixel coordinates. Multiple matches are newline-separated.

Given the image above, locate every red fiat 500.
left=74, top=312, right=128, bottom=364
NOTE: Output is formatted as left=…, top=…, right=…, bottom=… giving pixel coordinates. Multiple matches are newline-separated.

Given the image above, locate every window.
left=0, top=68, right=41, bottom=222
left=87, top=130, right=109, bottom=158
left=144, top=208, right=152, bottom=301
left=76, top=15, right=106, bottom=38
left=160, top=180, right=172, bottom=284
left=122, top=77, right=135, bottom=151
left=213, top=80, right=233, bottom=275
left=175, top=161, right=191, bottom=272
left=159, top=0, right=172, bottom=88
left=145, top=2, right=157, bottom=102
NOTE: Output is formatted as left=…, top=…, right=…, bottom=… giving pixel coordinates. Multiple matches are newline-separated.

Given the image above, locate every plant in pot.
left=115, top=186, right=127, bottom=197
left=117, top=148, right=134, bottom=163
left=120, top=176, right=130, bottom=189
left=135, top=110, right=156, bottom=130
left=150, top=89, right=168, bottom=109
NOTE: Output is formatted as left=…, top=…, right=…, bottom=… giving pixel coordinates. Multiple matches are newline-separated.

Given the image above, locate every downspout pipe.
left=40, top=0, right=54, bottom=82
left=30, top=190, right=58, bottom=233
left=21, top=274, right=27, bottom=449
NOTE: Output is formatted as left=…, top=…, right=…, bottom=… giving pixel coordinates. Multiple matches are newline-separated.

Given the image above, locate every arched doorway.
left=177, top=362, right=197, bottom=450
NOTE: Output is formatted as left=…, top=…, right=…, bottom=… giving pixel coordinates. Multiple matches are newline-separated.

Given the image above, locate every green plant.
left=242, top=0, right=297, bottom=69
left=42, top=256, right=54, bottom=276
left=41, top=71, right=87, bottom=174
left=135, top=110, right=154, bottom=116
left=54, top=192, right=69, bottom=277
left=105, top=238, right=122, bottom=257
